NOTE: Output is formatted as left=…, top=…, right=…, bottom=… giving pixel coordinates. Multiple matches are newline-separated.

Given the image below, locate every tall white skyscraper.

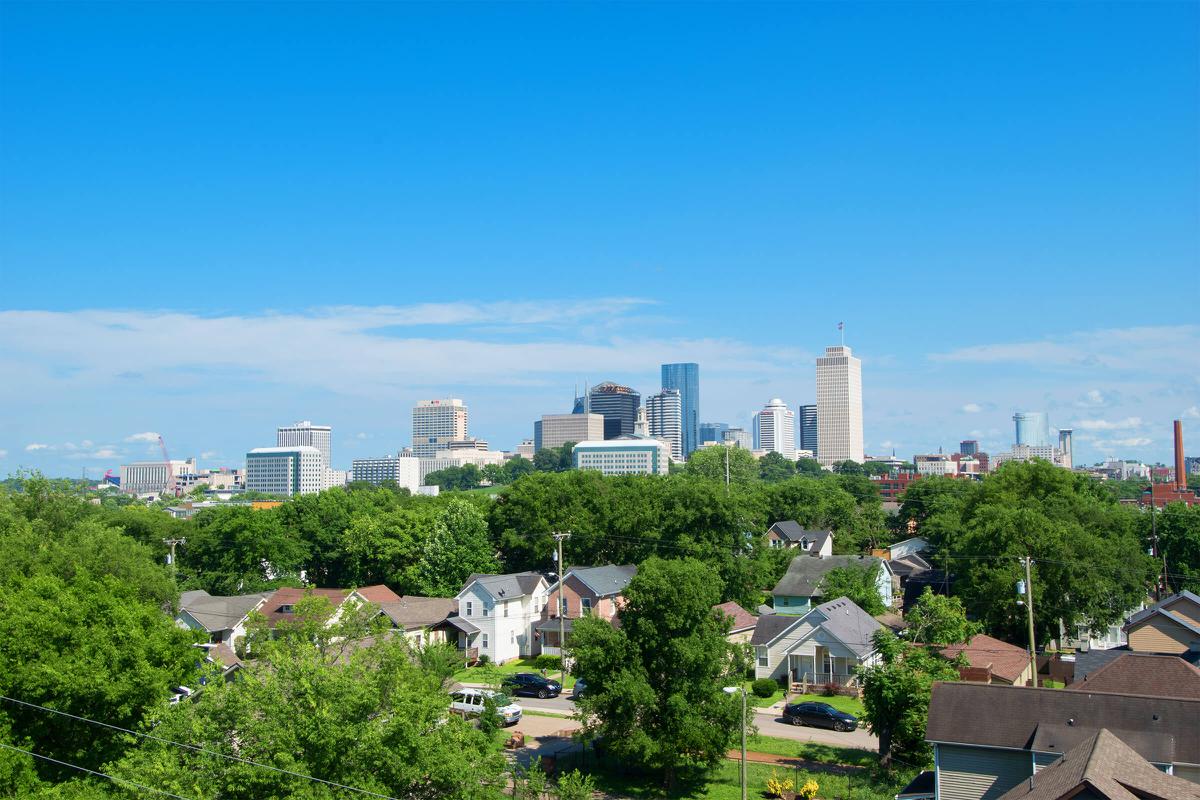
left=816, top=345, right=864, bottom=466
left=412, top=399, right=468, bottom=458
left=647, top=388, right=683, bottom=460
left=246, top=446, right=325, bottom=496
left=753, top=398, right=795, bottom=456
left=277, top=421, right=332, bottom=469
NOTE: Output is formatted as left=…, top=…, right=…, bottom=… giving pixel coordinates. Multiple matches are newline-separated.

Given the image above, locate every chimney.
left=1175, top=420, right=1186, bottom=491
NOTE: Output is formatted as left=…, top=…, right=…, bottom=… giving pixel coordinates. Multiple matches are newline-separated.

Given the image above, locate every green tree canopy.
left=684, top=445, right=758, bottom=484
left=758, top=451, right=796, bottom=482
left=819, top=563, right=886, bottom=616
left=903, top=587, right=981, bottom=646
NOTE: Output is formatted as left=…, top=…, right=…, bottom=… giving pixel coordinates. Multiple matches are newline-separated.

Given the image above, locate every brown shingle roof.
left=1068, top=653, right=1200, bottom=700
left=925, top=682, right=1200, bottom=766
left=376, top=596, right=456, bottom=630
left=713, top=601, right=757, bottom=633
left=993, top=729, right=1200, bottom=800
left=354, top=584, right=402, bottom=603
left=939, top=633, right=1031, bottom=685
left=261, top=587, right=349, bottom=627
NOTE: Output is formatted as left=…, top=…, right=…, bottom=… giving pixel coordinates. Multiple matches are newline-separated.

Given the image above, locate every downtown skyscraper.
left=815, top=345, right=863, bottom=466
left=660, top=362, right=699, bottom=457
left=411, top=399, right=468, bottom=458
left=753, top=398, right=795, bottom=456
left=647, top=388, right=683, bottom=461
left=797, top=404, right=818, bottom=458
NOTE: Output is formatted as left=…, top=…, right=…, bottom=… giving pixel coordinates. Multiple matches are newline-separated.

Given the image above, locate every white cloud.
left=1075, top=389, right=1107, bottom=407
left=200, top=450, right=219, bottom=459
left=24, top=443, right=49, bottom=451
left=124, top=432, right=160, bottom=443
left=930, top=325, right=1200, bottom=373
left=0, top=450, right=7, bottom=459
left=961, top=403, right=982, bottom=413
left=1184, top=406, right=1200, bottom=419
left=355, top=432, right=368, bottom=440
left=1094, top=437, right=1152, bottom=449
left=1074, top=417, right=1143, bottom=431
left=66, top=447, right=120, bottom=460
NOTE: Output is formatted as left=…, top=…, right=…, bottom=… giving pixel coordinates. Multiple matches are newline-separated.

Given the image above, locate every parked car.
left=781, top=701, right=858, bottom=732
left=449, top=688, right=522, bottom=726
left=501, top=672, right=562, bottom=699
left=570, top=678, right=588, bottom=700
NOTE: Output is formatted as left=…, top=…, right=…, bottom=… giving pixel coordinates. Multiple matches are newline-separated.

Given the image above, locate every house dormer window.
left=465, top=600, right=473, bottom=617
left=278, top=604, right=295, bottom=613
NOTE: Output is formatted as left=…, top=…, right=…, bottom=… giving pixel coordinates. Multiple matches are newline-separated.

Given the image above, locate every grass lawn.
left=743, top=736, right=878, bottom=769
left=742, top=681, right=785, bottom=708
left=452, top=658, right=577, bottom=690
left=784, top=693, right=866, bottom=717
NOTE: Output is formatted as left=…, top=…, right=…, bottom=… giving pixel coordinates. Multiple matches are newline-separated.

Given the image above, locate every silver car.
left=449, top=688, right=522, bottom=726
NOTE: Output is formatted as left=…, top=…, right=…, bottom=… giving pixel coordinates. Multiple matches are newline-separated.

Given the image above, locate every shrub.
left=477, top=654, right=491, bottom=667
left=535, top=654, right=562, bottom=671
left=555, top=769, right=597, bottom=800
left=765, top=770, right=794, bottom=798
left=797, top=779, right=819, bottom=800
left=751, top=678, right=778, bottom=698
left=821, top=682, right=838, bottom=697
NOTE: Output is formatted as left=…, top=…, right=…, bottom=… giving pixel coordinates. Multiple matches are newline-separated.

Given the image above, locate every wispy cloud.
left=1073, top=417, right=1143, bottom=431
left=930, top=325, right=1200, bottom=373
left=124, top=431, right=160, bottom=443
left=961, top=403, right=982, bottom=413
left=200, top=450, right=219, bottom=459
left=1094, top=436, right=1152, bottom=449
left=24, top=443, right=49, bottom=451
left=1185, top=406, right=1200, bottom=419
left=0, top=450, right=7, bottom=459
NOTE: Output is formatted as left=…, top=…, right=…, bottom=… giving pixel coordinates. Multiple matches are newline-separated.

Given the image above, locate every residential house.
left=1124, top=591, right=1200, bottom=655
left=939, top=633, right=1035, bottom=687
left=374, top=596, right=458, bottom=647
left=1067, top=652, right=1200, bottom=700
left=925, top=682, right=1200, bottom=800
left=176, top=590, right=270, bottom=648
left=873, top=536, right=930, bottom=561
left=750, top=596, right=881, bottom=687
left=714, top=601, right=758, bottom=644
left=992, top=729, right=1200, bottom=800
left=766, top=521, right=833, bottom=555
left=454, top=572, right=550, bottom=664
left=770, top=553, right=893, bottom=614
left=258, top=584, right=403, bottom=629
left=536, top=565, right=636, bottom=655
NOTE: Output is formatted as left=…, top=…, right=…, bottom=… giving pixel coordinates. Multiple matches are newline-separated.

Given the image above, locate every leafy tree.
left=179, top=505, right=307, bottom=594
left=758, top=451, right=796, bottom=483
left=115, top=595, right=506, bottom=800
left=503, top=455, right=536, bottom=483
left=532, top=443, right=575, bottom=473
left=409, top=498, right=499, bottom=596
left=570, top=558, right=742, bottom=787
left=424, top=463, right=484, bottom=491
left=795, top=458, right=824, bottom=476
left=684, top=445, right=758, bottom=484
left=819, top=563, right=886, bottom=615
left=1148, top=502, right=1200, bottom=594
left=832, top=460, right=865, bottom=476
left=862, top=461, right=898, bottom=476
left=903, top=587, right=981, bottom=646
left=859, top=630, right=961, bottom=768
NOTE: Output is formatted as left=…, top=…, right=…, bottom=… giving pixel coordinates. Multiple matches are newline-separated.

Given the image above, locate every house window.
left=481, top=633, right=488, bottom=650
left=483, top=604, right=490, bottom=618
left=757, top=646, right=769, bottom=667
left=465, top=601, right=473, bottom=617
left=510, top=630, right=515, bottom=644
left=560, top=597, right=569, bottom=616
left=503, top=601, right=509, bottom=618
left=581, top=598, right=592, bottom=616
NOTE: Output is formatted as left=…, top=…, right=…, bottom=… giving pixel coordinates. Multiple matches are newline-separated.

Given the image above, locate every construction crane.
left=157, top=435, right=179, bottom=498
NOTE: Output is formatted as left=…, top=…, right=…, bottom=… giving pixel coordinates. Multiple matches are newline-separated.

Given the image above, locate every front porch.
left=535, top=617, right=573, bottom=657
left=786, top=647, right=860, bottom=689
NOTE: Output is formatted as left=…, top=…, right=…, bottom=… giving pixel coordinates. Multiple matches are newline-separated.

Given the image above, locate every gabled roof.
left=939, top=633, right=1032, bottom=685
left=1124, top=590, right=1200, bottom=635
left=550, top=565, right=637, bottom=598
left=750, top=596, right=881, bottom=658
left=260, top=587, right=349, bottom=627
left=993, top=729, right=1200, bottom=800
left=889, top=553, right=932, bottom=578
left=353, top=585, right=402, bottom=604
left=771, top=554, right=884, bottom=598
left=714, top=601, right=757, bottom=634
left=925, top=682, right=1200, bottom=766
left=459, top=571, right=547, bottom=601
left=178, top=591, right=269, bottom=633
left=767, top=521, right=832, bottom=553
left=1068, top=653, right=1200, bottom=700
left=376, top=596, right=456, bottom=630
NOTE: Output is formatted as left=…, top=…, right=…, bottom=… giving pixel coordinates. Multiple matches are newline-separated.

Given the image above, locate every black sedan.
left=501, top=672, right=562, bottom=699
left=781, top=701, right=858, bottom=732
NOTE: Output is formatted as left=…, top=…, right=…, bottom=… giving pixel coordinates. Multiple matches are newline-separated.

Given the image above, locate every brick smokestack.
left=1176, top=420, right=1186, bottom=491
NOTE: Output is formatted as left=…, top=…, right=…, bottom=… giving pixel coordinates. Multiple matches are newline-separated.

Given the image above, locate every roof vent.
left=1067, top=718, right=1074, bottom=726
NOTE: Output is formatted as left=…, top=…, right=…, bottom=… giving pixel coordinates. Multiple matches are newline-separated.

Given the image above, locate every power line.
left=0, top=696, right=406, bottom=800
left=0, top=741, right=198, bottom=800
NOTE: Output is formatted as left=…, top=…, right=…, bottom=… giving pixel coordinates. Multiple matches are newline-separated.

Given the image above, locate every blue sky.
left=1, top=1, right=1197, bottom=475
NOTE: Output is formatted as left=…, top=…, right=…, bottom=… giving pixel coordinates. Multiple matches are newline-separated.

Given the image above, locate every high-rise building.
left=246, top=446, right=324, bottom=496
left=661, top=363, right=699, bottom=457
left=699, top=422, right=729, bottom=446
left=119, top=458, right=197, bottom=494
left=351, top=454, right=422, bottom=493
left=1058, top=429, right=1074, bottom=470
left=1013, top=411, right=1051, bottom=447
left=647, top=388, right=683, bottom=460
left=816, top=345, right=864, bottom=466
left=277, top=421, right=332, bottom=469
left=535, top=413, right=605, bottom=452
left=412, top=399, right=468, bottom=458
left=797, top=404, right=818, bottom=458
left=724, top=428, right=753, bottom=449
left=959, top=440, right=980, bottom=457
left=754, top=398, right=796, bottom=456
left=587, top=383, right=641, bottom=439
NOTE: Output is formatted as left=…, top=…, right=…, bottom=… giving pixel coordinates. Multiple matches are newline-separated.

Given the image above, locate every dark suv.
left=781, top=701, right=858, bottom=732
left=501, top=672, right=562, bottom=699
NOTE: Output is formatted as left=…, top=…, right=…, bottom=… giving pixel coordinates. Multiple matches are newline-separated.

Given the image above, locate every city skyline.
left=1, top=2, right=1197, bottom=474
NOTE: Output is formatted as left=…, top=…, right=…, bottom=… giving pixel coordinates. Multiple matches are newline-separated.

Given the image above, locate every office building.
left=959, top=440, right=979, bottom=457
left=535, top=413, right=605, bottom=452
left=797, top=404, right=818, bottom=458
left=573, top=437, right=670, bottom=476
left=1058, top=428, right=1074, bottom=470
left=276, top=421, right=332, bottom=469
left=412, top=399, right=468, bottom=458
left=517, top=439, right=535, bottom=460
left=816, top=345, right=864, bottom=466
left=661, top=362, right=700, bottom=457
left=724, top=427, right=753, bottom=449
left=119, top=458, right=197, bottom=494
left=1013, top=411, right=1051, bottom=447
left=245, top=446, right=324, bottom=497
left=634, top=407, right=649, bottom=436
left=587, top=382, right=641, bottom=439
left=913, top=454, right=959, bottom=477
left=699, top=422, right=729, bottom=446
left=754, top=398, right=795, bottom=456
left=647, top=388, right=683, bottom=461
left=351, top=454, right=421, bottom=493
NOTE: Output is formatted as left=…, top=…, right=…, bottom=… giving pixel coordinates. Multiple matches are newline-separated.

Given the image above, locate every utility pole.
left=1023, top=556, right=1037, bottom=687
left=739, top=687, right=747, bottom=800
left=552, top=531, right=571, bottom=685
left=163, top=537, right=186, bottom=572
left=725, top=443, right=730, bottom=494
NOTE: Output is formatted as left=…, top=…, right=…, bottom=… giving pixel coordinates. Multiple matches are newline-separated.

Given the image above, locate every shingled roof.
left=750, top=596, right=881, bottom=658
left=994, top=729, right=1200, bottom=800
left=552, top=565, right=637, bottom=598
left=461, top=571, right=547, bottom=600
left=713, top=601, right=757, bottom=634
left=939, top=633, right=1032, bottom=685
left=376, top=596, right=456, bottom=630
left=771, top=554, right=884, bottom=598
left=1068, top=652, right=1200, bottom=700
left=178, top=590, right=270, bottom=633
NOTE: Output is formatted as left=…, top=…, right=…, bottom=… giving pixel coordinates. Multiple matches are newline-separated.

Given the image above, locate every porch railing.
left=790, top=671, right=858, bottom=692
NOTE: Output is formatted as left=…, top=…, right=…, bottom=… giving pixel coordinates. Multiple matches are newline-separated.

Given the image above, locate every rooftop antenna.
left=837, top=321, right=845, bottom=347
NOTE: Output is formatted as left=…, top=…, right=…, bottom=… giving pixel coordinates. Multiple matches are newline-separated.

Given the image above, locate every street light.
left=723, top=685, right=747, bottom=800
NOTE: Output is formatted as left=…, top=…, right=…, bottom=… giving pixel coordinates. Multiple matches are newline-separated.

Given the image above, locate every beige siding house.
left=750, top=597, right=881, bottom=686
left=1123, top=591, right=1200, bottom=655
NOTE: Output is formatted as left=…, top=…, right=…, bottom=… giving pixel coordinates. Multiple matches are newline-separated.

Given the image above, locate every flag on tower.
left=837, top=321, right=844, bottom=330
